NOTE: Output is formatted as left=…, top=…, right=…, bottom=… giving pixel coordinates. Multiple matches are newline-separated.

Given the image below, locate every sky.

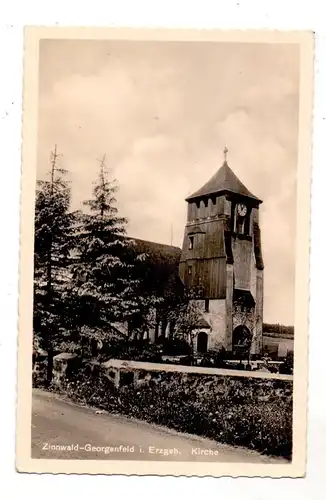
left=37, top=39, right=300, bottom=325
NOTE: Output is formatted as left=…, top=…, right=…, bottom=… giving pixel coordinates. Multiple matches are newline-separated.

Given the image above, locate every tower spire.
left=223, top=145, right=228, bottom=163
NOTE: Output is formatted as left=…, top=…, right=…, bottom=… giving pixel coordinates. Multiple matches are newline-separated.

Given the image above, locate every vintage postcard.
left=16, top=27, right=313, bottom=477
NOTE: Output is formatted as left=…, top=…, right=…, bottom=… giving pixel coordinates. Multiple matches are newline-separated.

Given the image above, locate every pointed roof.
left=186, top=161, right=262, bottom=203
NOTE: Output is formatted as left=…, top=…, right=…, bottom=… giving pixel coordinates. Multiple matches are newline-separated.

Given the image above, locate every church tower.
left=179, top=148, right=264, bottom=357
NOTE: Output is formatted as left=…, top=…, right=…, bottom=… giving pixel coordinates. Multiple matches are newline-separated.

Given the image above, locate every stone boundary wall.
left=45, top=354, right=293, bottom=458
left=101, top=358, right=293, bottom=388
left=49, top=355, right=293, bottom=390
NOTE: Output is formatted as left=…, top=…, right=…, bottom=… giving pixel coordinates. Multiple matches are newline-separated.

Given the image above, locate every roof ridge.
left=127, top=236, right=181, bottom=250
left=125, top=236, right=182, bottom=252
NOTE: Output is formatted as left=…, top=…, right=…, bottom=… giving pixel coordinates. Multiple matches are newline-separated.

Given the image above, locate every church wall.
left=250, top=249, right=257, bottom=301
left=179, top=258, right=227, bottom=299
left=250, top=207, right=257, bottom=236
left=207, top=259, right=227, bottom=298
left=208, top=198, right=217, bottom=217
left=254, top=269, right=264, bottom=355
left=216, top=196, right=225, bottom=216
left=252, top=207, right=259, bottom=225
left=231, top=261, right=264, bottom=356
left=232, top=303, right=255, bottom=333
left=180, top=194, right=231, bottom=299
left=232, top=238, right=252, bottom=291
left=190, top=299, right=227, bottom=352
left=199, top=200, right=206, bottom=219
left=187, top=202, right=196, bottom=222
left=203, top=299, right=227, bottom=350
left=225, top=198, right=232, bottom=217
left=180, top=219, right=226, bottom=260
left=225, top=263, right=233, bottom=351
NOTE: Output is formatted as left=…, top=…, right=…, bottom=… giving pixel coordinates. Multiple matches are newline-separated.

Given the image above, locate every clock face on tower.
left=237, top=203, right=247, bottom=217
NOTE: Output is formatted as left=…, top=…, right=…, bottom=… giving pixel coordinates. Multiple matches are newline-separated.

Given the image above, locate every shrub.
left=107, top=374, right=292, bottom=458
left=58, top=363, right=119, bottom=410
left=99, top=338, right=163, bottom=363
left=51, top=365, right=293, bottom=459
left=279, top=352, right=294, bottom=375
left=32, top=359, right=47, bottom=388
left=157, top=337, right=192, bottom=356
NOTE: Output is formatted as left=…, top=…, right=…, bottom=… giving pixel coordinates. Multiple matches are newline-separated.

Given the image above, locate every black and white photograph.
left=16, top=28, right=313, bottom=477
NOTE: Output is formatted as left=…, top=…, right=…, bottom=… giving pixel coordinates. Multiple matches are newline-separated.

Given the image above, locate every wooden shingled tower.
left=179, top=148, right=264, bottom=356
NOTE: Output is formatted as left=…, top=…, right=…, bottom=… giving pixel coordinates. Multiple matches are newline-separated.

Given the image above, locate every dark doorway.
left=197, top=331, right=208, bottom=353
left=232, top=325, right=252, bottom=357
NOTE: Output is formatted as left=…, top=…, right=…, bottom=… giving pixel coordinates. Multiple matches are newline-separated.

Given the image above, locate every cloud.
left=37, top=40, right=300, bottom=325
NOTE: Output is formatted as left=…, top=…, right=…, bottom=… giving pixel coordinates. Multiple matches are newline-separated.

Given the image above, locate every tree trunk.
left=247, top=346, right=251, bottom=368
left=46, top=348, right=54, bottom=386
left=190, top=334, right=195, bottom=357
left=154, top=317, right=159, bottom=343
left=45, top=255, right=53, bottom=383
left=127, top=320, right=132, bottom=338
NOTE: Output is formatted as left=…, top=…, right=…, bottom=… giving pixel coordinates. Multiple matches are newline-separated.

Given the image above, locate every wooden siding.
left=187, top=195, right=226, bottom=222
left=253, top=222, right=264, bottom=270
left=179, top=257, right=227, bottom=299
left=180, top=188, right=263, bottom=303
left=180, top=193, right=229, bottom=299
left=232, top=238, right=252, bottom=291
left=181, top=218, right=226, bottom=261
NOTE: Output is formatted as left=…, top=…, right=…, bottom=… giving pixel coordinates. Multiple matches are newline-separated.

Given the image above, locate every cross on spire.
left=223, top=145, right=228, bottom=163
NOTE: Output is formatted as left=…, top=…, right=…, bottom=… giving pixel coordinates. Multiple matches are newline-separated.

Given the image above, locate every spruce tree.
left=71, top=155, right=142, bottom=350
left=33, top=145, right=74, bottom=383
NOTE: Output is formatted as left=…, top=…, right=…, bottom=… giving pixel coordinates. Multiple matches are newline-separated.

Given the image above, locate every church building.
left=179, top=148, right=264, bottom=357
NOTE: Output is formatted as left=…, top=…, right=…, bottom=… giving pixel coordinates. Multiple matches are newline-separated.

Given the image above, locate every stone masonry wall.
left=51, top=358, right=293, bottom=459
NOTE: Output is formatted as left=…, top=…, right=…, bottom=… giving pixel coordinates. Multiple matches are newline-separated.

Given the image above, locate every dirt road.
left=32, top=389, right=287, bottom=463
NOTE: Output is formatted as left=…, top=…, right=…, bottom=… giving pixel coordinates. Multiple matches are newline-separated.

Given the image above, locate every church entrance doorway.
left=197, top=331, right=208, bottom=353
left=232, top=325, right=252, bottom=358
